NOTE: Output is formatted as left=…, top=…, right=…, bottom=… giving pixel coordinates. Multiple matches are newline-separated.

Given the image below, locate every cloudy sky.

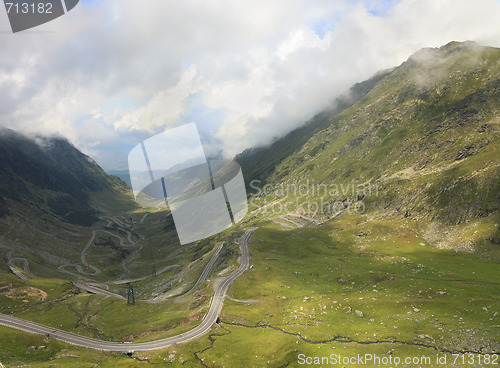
left=1, top=0, right=499, bottom=171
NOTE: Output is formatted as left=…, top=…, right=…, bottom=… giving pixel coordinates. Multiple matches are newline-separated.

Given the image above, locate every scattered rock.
left=413, top=308, right=420, bottom=313
left=58, top=354, right=80, bottom=358
left=417, top=334, right=433, bottom=340
left=337, top=277, right=348, bottom=284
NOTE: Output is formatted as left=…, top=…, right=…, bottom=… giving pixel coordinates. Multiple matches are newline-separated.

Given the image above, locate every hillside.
left=0, top=128, right=232, bottom=290
left=240, top=41, right=500, bottom=251
left=0, top=129, right=141, bottom=277
left=235, top=69, right=393, bottom=185
left=0, top=42, right=498, bottom=367
left=188, top=41, right=500, bottom=367
left=0, top=129, right=135, bottom=225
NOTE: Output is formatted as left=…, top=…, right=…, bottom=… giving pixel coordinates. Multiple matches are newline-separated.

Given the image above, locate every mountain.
left=236, top=68, right=392, bottom=186
left=0, top=42, right=499, bottom=367
left=106, top=169, right=132, bottom=189
left=0, top=129, right=139, bottom=277
left=0, top=129, right=136, bottom=226
left=239, top=41, right=499, bottom=250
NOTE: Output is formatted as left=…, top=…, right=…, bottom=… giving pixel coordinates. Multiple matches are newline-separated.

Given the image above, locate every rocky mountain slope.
left=0, top=129, right=135, bottom=226
left=239, top=41, right=499, bottom=250
left=0, top=129, right=138, bottom=276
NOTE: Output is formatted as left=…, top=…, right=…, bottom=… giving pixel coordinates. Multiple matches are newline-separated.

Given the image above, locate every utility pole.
left=127, top=283, right=135, bottom=305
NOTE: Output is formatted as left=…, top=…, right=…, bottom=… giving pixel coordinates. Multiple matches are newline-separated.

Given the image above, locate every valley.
left=0, top=41, right=498, bottom=367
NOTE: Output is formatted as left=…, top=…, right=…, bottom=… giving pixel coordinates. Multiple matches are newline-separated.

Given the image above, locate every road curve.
left=4, top=248, right=34, bottom=280
left=7, top=256, right=31, bottom=280
left=59, top=229, right=137, bottom=278
left=7, top=265, right=30, bottom=280
left=111, top=264, right=179, bottom=285
left=7, top=257, right=31, bottom=274
left=0, top=228, right=256, bottom=352
left=73, top=283, right=125, bottom=299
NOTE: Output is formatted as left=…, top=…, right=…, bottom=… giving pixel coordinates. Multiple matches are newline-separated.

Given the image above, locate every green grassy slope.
left=241, top=41, right=499, bottom=251
left=0, top=41, right=499, bottom=367
left=0, top=129, right=141, bottom=278
left=176, top=221, right=499, bottom=367
left=0, top=129, right=136, bottom=226
left=236, top=69, right=392, bottom=187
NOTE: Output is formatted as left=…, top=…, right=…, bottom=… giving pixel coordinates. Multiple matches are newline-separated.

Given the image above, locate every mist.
left=0, top=0, right=499, bottom=170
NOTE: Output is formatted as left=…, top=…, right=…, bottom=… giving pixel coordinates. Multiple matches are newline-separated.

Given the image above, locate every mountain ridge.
left=240, top=41, right=499, bottom=250
left=0, top=128, right=135, bottom=226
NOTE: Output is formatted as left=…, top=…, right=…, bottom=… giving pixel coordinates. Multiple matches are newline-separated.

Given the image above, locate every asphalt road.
left=7, top=265, right=30, bottom=280
left=73, top=283, right=125, bottom=299
left=0, top=228, right=256, bottom=353
left=7, top=257, right=31, bottom=274
left=192, top=242, right=225, bottom=289
left=279, top=215, right=304, bottom=228
left=59, top=228, right=136, bottom=279
left=112, top=264, right=179, bottom=285
left=4, top=247, right=33, bottom=280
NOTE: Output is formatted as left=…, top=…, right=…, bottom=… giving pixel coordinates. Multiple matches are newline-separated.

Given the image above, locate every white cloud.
left=0, top=0, right=499, bottom=169
left=275, top=28, right=330, bottom=60
left=114, top=66, right=200, bottom=132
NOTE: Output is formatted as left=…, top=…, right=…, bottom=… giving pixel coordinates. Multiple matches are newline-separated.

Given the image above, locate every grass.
left=0, top=325, right=180, bottom=367
left=194, top=216, right=500, bottom=366
left=0, top=276, right=74, bottom=314
left=240, top=43, right=500, bottom=237
left=0, top=42, right=499, bottom=367
left=1, top=214, right=499, bottom=367
left=2, top=277, right=212, bottom=341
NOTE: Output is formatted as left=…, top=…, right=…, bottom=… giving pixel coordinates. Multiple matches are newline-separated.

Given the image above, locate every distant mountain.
left=239, top=41, right=499, bottom=249
left=0, top=129, right=135, bottom=226
left=236, top=68, right=392, bottom=185
left=107, top=169, right=132, bottom=188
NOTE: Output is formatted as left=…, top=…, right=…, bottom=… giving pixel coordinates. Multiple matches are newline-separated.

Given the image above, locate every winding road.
left=7, top=257, right=31, bottom=280
left=111, top=264, right=179, bottom=285
left=57, top=207, right=165, bottom=282
left=58, top=229, right=136, bottom=279
left=0, top=228, right=256, bottom=352
left=2, top=247, right=34, bottom=280
left=73, top=283, right=125, bottom=299
left=193, top=242, right=225, bottom=289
